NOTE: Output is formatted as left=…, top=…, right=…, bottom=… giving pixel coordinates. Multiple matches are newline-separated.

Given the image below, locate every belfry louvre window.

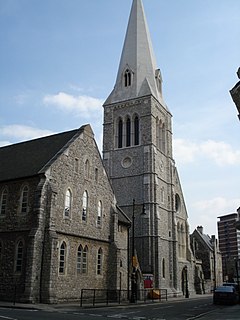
left=126, top=117, right=131, bottom=147
left=15, top=240, right=24, bottom=273
left=117, top=115, right=140, bottom=148
left=0, top=188, right=8, bottom=215
left=20, top=186, right=29, bottom=214
left=118, top=119, right=123, bottom=148
left=59, top=241, right=66, bottom=274
left=124, top=69, right=132, bottom=87
left=134, top=116, right=139, bottom=145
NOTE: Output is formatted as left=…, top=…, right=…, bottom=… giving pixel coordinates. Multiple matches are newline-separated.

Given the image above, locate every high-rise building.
left=218, top=213, right=240, bottom=281
left=103, top=0, right=193, bottom=295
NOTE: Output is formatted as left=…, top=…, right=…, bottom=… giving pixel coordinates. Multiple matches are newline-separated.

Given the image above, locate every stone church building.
left=103, top=0, right=193, bottom=296
left=0, top=0, right=195, bottom=302
left=0, top=125, right=130, bottom=303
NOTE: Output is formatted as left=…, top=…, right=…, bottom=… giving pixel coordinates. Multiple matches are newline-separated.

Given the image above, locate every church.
left=0, top=0, right=194, bottom=303
left=103, top=0, right=193, bottom=296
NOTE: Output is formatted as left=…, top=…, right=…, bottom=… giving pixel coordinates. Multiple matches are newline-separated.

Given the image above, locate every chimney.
left=197, top=226, right=203, bottom=234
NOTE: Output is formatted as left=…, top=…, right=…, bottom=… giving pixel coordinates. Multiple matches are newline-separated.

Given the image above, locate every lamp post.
left=185, top=266, right=189, bottom=298
left=130, top=199, right=137, bottom=303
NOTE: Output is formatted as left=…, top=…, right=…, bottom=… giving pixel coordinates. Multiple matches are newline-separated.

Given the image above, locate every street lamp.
left=184, top=266, right=189, bottom=298
left=130, top=199, right=137, bottom=303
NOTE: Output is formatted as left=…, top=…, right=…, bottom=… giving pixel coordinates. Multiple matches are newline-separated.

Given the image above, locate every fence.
left=80, top=288, right=167, bottom=307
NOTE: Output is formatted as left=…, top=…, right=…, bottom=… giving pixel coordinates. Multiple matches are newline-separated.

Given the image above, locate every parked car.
left=213, top=285, right=238, bottom=305
left=223, top=282, right=239, bottom=291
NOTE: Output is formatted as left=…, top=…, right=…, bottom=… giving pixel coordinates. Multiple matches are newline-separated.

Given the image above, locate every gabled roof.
left=104, top=0, right=167, bottom=108
left=0, top=126, right=87, bottom=182
left=116, top=205, right=131, bottom=226
left=192, top=228, right=213, bottom=251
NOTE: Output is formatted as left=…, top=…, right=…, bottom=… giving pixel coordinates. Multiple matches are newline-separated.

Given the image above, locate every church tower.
left=103, top=0, right=193, bottom=294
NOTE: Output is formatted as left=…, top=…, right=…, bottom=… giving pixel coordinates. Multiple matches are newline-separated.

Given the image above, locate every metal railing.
left=80, top=288, right=167, bottom=307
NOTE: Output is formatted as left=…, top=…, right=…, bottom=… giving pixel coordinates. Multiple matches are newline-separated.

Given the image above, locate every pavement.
left=0, top=293, right=240, bottom=319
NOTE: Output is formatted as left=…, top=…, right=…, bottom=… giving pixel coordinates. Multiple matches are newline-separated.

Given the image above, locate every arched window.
left=97, top=248, right=103, bottom=275
left=82, top=191, right=88, bottom=222
left=74, top=158, right=79, bottom=173
left=0, top=188, right=8, bottom=216
left=82, top=246, right=88, bottom=274
left=124, top=69, right=132, bottom=87
left=15, top=240, right=24, bottom=273
left=97, top=201, right=102, bottom=226
left=177, top=222, right=181, bottom=258
left=159, top=120, right=163, bottom=151
left=77, top=245, right=88, bottom=274
left=160, top=187, right=164, bottom=203
left=134, top=115, right=139, bottom=145
left=77, top=245, right=83, bottom=274
left=161, top=123, right=166, bottom=152
left=85, top=159, right=90, bottom=179
left=162, top=258, right=165, bottom=278
left=181, top=224, right=186, bottom=259
left=175, top=194, right=181, bottom=213
left=126, top=117, right=131, bottom=147
left=59, top=241, right=67, bottom=274
left=64, top=189, right=72, bottom=218
left=156, top=118, right=160, bottom=148
left=20, top=186, right=29, bottom=214
left=118, top=119, right=123, bottom=148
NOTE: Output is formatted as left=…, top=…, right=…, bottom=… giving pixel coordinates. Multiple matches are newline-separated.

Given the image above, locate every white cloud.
left=173, top=138, right=198, bottom=164
left=0, top=125, right=54, bottom=141
left=189, top=196, right=240, bottom=235
left=200, top=140, right=240, bottom=166
left=193, top=197, right=240, bottom=214
left=173, top=138, right=240, bottom=166
left=43, top=92, right=103, bottom=117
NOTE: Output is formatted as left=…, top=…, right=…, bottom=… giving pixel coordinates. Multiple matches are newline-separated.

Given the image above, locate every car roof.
left=215, top=286, right=235, bottom=292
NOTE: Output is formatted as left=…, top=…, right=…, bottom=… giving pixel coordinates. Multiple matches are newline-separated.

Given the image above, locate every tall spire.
left=104, top=0, right=166, bottom=107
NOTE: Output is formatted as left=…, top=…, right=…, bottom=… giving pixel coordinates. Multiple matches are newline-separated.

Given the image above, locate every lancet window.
left=116, top=114, right=140, bottom=148
left=124, top=69, right=132, bottom=87
left=156, top=118, right=166, bottom=153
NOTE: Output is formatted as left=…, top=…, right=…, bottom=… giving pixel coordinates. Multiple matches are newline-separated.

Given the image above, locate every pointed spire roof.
left=104, top=0, right=166, bottom=107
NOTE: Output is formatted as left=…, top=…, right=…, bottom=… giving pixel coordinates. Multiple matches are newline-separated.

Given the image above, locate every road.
left=0, top=296, right=238, bottom=320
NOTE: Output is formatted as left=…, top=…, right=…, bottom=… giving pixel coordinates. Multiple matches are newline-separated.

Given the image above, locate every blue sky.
left=0, top=0, right=240, bottom=236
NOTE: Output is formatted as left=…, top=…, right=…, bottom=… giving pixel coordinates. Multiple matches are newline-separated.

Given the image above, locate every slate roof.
left=116, top=205, right=131, bottom=226
left=195, top=229, right=213, bottom=251
left=0, top=127, right=83, bottom=182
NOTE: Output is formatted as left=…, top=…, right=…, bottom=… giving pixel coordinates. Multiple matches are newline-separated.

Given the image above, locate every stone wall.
left=0, top=126, right=129, bottom=303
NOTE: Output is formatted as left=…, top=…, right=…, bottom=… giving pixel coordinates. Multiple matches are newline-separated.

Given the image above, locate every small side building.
left=191, top=226, right=222, bottom=293
left=0, top=124, right=130, bottom=303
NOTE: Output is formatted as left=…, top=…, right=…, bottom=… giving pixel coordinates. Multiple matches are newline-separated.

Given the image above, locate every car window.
left=215, top=286, right=234, bottom=292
